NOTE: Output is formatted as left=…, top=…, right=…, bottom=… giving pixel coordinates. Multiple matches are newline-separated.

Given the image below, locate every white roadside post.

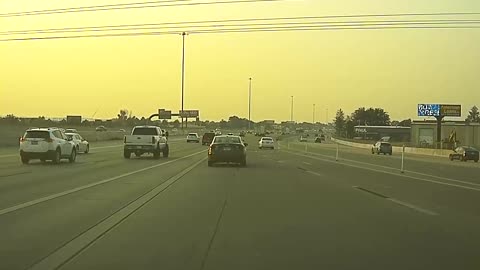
left=336, top=143, right=339, bottom=161
left=401, top=144, right=405, bottom=173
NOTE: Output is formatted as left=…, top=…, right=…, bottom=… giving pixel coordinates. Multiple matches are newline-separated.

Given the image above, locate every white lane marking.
left=303, top=162, right=312, bottom=165
left=0, top=154, right=17, bottom=158
left=306, top=171, right=323, bottom=177
left=285, top=149, right=480, bottom=188
left=387, top=198, right=438, bottom=216
left=0, top=139, right=187, bottom=158
left=0, top=149, right=206, bottom=216
left=276, top=160, right=285, bottom=163
left=282, top=150, right=480, bottom=193
left=28, top=157, right=206, bottom=270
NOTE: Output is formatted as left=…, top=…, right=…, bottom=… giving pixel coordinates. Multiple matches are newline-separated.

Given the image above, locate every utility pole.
left=180, top=32, right=187, bottom=131
left=248, top=77, right=252, bottom=130
left=290, top=96, right=294, bottom=122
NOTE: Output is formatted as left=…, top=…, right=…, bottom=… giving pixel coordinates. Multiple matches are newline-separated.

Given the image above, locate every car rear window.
left=132, top=128, right=158, bottom=135
left=381, top=143, right=391, bottom=147
left=262, top=137, right=273, bottom=141
left=214, top=137, right=241, bottom=144
left=188, top=133, right=197, bottom=136
left=25, top=131, right=50, bottom=139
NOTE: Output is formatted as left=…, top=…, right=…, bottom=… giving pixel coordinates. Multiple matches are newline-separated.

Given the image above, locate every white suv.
left=259, top=137, right=275, bottom=149
left=19, top=128, right=77, bottom=164
left=186, top=133, right=200, bottom=143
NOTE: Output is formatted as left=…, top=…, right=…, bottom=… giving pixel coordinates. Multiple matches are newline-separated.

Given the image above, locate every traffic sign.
left=158, top=109, right=172, bottom=119
left=179, top=110, right=199, bottom=118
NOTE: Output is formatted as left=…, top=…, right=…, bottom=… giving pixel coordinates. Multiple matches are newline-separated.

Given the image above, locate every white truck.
left=124, top=126, right=169, bottom=159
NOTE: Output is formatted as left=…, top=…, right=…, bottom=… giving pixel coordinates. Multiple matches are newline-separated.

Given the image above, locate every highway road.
left=0, top=136, right=479, bottom=270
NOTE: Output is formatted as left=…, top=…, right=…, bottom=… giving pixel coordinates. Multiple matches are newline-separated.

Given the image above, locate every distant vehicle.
left=186, top=133, right=200, bottom=143
left=65, top=133, right=89, bottom=154
left=95, top=126, right=107, bottom=132
left=215, top=129, right=222, bottom=136
left=202, top=132, right=216, bottom=145
left=259, top=137, right=275, bottom=149
left=255, top=126, right=266, bottom=136
left=124, top=126, right=169, bottom=159
left=65, top=128, right=78, bottom=133
left=227, top=133, right=234, bottom=136
left=299, top=136, right=307, bottom=142
left=449, top=146, right=479, bottom=162
left=372, top=141, right=393, bottom=155
left=239, top=131, right=246, bottom=137
left=314, top=137, right=322, bottom=143
left=19, top=127, right=77, bottom=164
left=172, top=128, right=178, bottom=134
left=208, top=135, right=248, bottom=167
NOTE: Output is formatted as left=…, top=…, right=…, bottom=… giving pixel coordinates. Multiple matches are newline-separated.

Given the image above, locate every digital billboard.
left=418, top=104, right=440, bottom=116
left=418, top=104, right=461, bottom=117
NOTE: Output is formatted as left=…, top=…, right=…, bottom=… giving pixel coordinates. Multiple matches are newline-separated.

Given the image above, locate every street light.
left=180, top=32, right=188, bottom=131
left=248, top=78, right=252, bottom=130
left=290, top=96, right=294, bottom=122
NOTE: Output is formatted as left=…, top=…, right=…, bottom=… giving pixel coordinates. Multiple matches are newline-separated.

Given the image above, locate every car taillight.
left=20, top=137, right=25, bottom=142
left=124, top=136, right=127, bottom=143
left=152, top=136, right=155, bottom=144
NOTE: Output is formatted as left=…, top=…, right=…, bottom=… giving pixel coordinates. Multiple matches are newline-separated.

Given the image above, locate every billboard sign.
left=440, top=104, right=461, bottom=117
left=158, top=109, right=172, bottom=119
left=66, top=115, right=82, bottom=124
left=418, top=104, right=440, bottom=116
left=179, top=110, right=199, bottom=118
left=418, top=104, right=461, bottom=117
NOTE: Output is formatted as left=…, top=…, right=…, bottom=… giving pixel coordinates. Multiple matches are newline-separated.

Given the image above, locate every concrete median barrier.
left=331, top=137, right=450, bottom=157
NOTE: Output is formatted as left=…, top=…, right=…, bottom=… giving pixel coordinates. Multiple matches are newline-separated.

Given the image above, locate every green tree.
left=117, top=109, right=128, bottom=121
left=351, top=107, right=390, bottom=126
left=399, top=119, right=412, bottom=127
left=172, top=119, right=180, bottom=128
left=345, top=116, right=355, bottom=138
left=466, top=105, right=480, bottom=123
left=334, top=109, right=346, bottom=137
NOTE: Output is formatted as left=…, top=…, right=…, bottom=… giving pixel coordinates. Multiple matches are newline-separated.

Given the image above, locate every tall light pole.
left=180, top=32, right=187, bottom=131
left=290, top=96, right=294, bottom=122
left=248, top=77, right=252, bottom=130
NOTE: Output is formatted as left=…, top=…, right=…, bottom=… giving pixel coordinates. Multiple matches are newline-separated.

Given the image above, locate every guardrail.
left=330, top=137, right=450, bottom=157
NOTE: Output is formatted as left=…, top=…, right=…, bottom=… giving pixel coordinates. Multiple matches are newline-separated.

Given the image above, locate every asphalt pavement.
left=0, top=135, right=479, bottom=270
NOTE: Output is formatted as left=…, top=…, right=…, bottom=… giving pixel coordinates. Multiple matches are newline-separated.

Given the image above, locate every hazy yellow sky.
left=1, top=0, right=480, bottom=122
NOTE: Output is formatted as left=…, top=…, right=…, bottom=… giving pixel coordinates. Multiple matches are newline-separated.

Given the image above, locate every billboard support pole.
left=435, top=115, right=444, bottom=149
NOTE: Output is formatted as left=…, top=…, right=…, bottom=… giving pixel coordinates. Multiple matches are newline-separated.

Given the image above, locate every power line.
left=3, top=19, right=480, bottom=36
left=0, top=0, right=287, bottom=18
left=1, top=24, right=478, bottom=42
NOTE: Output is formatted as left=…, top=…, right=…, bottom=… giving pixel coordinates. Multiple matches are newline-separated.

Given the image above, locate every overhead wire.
left=0, top=0, right=288, bottom=18
left=3, top=19, right=480, bottom=36
left=1, top=24, right=479, bottom=42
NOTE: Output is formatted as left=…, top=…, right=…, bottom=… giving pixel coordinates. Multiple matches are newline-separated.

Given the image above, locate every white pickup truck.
left=124, top=126, right=169, bottom=159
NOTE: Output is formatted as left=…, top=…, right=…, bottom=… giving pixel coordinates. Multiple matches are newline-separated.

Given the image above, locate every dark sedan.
left=449, top=146, right=479, bottom=162
left=208, top=135, right=247, bottom=167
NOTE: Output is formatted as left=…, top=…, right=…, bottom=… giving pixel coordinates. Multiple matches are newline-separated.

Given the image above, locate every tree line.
left=334, top=105, right=480, bottom=138
left=334, top=107, right=409, bottom=138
